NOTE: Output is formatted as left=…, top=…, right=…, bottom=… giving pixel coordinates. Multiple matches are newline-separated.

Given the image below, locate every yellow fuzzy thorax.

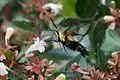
left=58, top=31, right=65, bottom=41
left=57, top=30, right=76, bottom=42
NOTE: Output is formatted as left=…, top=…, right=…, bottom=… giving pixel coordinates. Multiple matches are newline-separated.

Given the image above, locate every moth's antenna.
left=49, top=17, right=58, bottom=30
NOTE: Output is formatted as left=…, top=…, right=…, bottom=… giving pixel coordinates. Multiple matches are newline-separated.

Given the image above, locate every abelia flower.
left=28, top=75, right=34, bottom=80
left=103, top=1, right=120, bottom=29
left=5, top=27, right=14, bottom=46
left=0, top=62, right=8, bottom=76
left=25, top=37, right=47, bottom=55
left=55, top=74, right=66, bottom=80
left=43, top=3, right=62, bottom=16
left=25, top=57, right=55, bottom=77
left=108, top=51, right=120, bottom=74
left=71, top=63, right=88, bottom=74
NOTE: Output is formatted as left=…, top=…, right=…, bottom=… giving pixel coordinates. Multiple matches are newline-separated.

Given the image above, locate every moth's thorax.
left=56, top=31, right=65, bottom=42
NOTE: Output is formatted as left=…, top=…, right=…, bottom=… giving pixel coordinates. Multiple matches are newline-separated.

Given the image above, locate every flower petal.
left=43, top=3, right=62, bottom=15
left=26, top=44, right=37, bottom=54
left=5, top=27, right=14, bottom=46
left=38, top=46, right=45, bottom=53
left=0, top=62, right=8, bottom=76
left=55, top=74, right=66, bottom=80
left=32, top=65, right=40, bottom=74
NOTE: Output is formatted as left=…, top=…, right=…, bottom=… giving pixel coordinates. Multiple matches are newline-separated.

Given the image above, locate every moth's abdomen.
left=65, top=41, right=88, bottom=57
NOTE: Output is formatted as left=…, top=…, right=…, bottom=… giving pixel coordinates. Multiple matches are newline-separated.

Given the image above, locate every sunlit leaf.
left=62, top=0, right=77, bottom=16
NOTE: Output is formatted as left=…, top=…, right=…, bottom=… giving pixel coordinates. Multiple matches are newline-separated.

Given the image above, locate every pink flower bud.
left=5, top=27, right=14, bottom=46
left=111, top=51, right=119, bottom=59
left=104, top=16, right=115, bottom=23
left=110, top=1, right=116, bottom=9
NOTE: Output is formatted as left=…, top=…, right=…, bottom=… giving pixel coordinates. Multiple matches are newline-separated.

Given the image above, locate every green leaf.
left=12, top=14, right=36, bottom=32
left=96, top=43, right=108, bottom=72
left=39, top=50, right=71, bottom=61
left=101, top=29, right=120, bottom=52
left=12, top=21, right=36, bottom=32
left=89, top=22, right=106, bottom=51
left=8, top=72, right=19, bottom=80
left=76, top=0, right=99, bottom=18
left=8, top=68, right=27, bottom=80
left=97, top=4, right=110, bottom=16
left=64, top=54, right=81, bottom=71
left=89, top=20, right=108, bottom=71
left=115, top=0, right=120, bottom=8
left=62, top=0, right=77, bottom=16
left=86, top=53, right=96, bottom=64
left=0, top=0, right=12, bottom=11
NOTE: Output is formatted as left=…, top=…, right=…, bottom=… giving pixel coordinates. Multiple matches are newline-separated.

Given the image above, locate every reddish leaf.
left=32, top=0, right=42, bottom=12
left=32, top=56, right=40, bottom=65
left=0, top=75, right=7, bottom=80
left=0, top=48, right=5, bottom=54
left=0, top=48, right=6, bottom=61
left=0, top=54, right=6, bottom=61
left=32, top=65, right=40, bottom=74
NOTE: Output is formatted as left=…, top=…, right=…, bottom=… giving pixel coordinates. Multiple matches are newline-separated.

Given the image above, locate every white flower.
left=43, top=3, right=62, bottom=15
left=55, top=74, right=66, bottom=80
left=5, top=27, right=14, bottom=46
left=0, top=62, right=8, bottom=76
left=25, top=37, right=47, bottom=54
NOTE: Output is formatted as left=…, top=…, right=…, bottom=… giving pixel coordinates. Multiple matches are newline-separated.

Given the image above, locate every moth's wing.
left=59, top=18, right=82, bottom=27
left=59, top=18, right=90, bottom=36
left=63, top=25, right=84, bottom=36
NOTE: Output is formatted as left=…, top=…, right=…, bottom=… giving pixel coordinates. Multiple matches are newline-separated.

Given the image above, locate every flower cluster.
left=104, top=1, right=120, bottom=30
left=25, top=56, right=55, bottom=80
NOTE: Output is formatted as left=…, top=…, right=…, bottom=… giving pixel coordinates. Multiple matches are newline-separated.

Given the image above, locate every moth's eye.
left=46, top=7, right=52, bottom=12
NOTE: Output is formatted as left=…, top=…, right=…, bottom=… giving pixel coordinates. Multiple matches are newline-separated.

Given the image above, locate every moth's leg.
left=78, top=24, right=91, bottom=42
left=58, top=42, right=63, bottom=53
left=46, top=39, right=58, bottom=42
left=78, top=12, right=99, bottom=42
left=63, top=45, right=69, bottom=56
